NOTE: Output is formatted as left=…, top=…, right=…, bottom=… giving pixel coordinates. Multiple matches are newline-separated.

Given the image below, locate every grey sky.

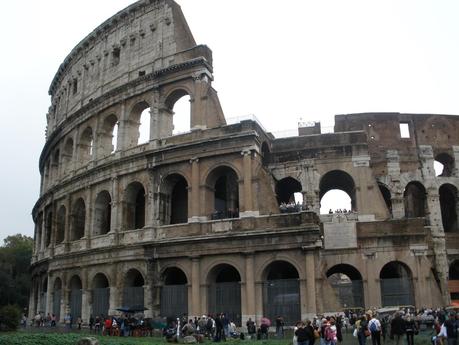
left=1, top=0, right=458, bottom=242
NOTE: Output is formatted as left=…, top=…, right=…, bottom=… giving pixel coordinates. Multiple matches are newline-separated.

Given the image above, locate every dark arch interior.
left=276, top=177, right=302, bottom=205
left=54, top=278, right=62, bottom=291
left=69, top=276, right=82, bottom=290
left=167, top=175, right=188, bottom=225
left=439, top=184, right=458, bottom=232
left=163, top=267, right=188, bottom=285
left=210, top=167, right=239, bottom=219
left=435, top=153, right=455, bottom=177
left=42, top=278, right=48, bottom=293
left=45, top=211, right=52, bottom=247
left=94, top=191, right=112, bottom=235
left=404, top=182, right=426, bottom=218
left=125, top=269, right=145, bottom=287
left=56, top=206, right=66, bottom=244
left=326, top=264, right=363, bottom=281
left=209, top=264, right=241, bottom=283
left=72, top=198, right=86, bottom=240
left=380, top=261, right=411, bottom=279
left=319, top=170, right=356, bottom=210
left=125, top=182, right=145, bottom=230
left=93, top=273, right=109, bottom=288
left=379, top=184, right=392, bottom=215
left=266, top=261, right=299, bottom=280
left=449, top=261, right=459, bottom=280
left=261, top=142, right=270, bottom=165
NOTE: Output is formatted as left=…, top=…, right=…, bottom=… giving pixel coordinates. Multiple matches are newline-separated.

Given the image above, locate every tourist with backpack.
left=368, top=314, right=382, bottom=345
left=324, top=318, right=338, bottom=345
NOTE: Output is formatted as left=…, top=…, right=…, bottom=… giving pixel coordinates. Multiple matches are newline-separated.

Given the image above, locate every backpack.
left=370, top=321, right=378, bottom=333
left=324, top=326, right=334, bottom=341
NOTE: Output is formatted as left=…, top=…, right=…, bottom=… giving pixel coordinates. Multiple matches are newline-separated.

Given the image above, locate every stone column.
left=453, top=146, right=459, bottom=177
left=145, top=174, right=155, bottom=228
left=191, top=257, right=201, bottom=317
left=189, top=158, right=201, bottom=221
left=240, top=149, right=257, bottom=217
left=144, top=284, right=153, bottom=318
left=84, top=186, right=93, bottom=249
left=254, top=281, right=263, bottom=324
left=64, top=196, right=71, bottom=252
left=117, top=102, right=128, bottom=150
left=150, top=89, right=161, bottom=142
left=386, top=150, right=404, bottom=219
left=46, top=274, right=53, bottom=315
left=364, top=253, right=381, bottom=308
left=305, top=251, right=317, bottom=314
left=28, top=279, right=36, bottom=319
left=40, top=214, right=46, bottom=253
left=244, top=253, right=256, bottom=324
left=81, top=269, right=90, bottom=324
left=111, top=177, right=120, bottom=233
left=109, top=263, right=121, bottom=316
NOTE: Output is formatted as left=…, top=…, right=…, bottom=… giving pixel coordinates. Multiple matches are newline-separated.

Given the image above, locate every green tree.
left=0, top=234, right=33, bottom=308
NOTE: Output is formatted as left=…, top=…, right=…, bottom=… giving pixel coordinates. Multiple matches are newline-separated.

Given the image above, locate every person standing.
left=295, top=322, right=309, bottom=345
left=404, top=315, right=417, bottom=345
left=246, top=317, right=256, bottom=339
left=276, top=315, right=284, bottom=338
left=368, top=314, right=382, bottom=345
left=444, top=312, right=458, bottom=345
left=390, top=312, right=405, bottom=345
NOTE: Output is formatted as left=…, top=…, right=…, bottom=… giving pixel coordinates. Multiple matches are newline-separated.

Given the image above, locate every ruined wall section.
left=46, top=0, right=196, bottom=137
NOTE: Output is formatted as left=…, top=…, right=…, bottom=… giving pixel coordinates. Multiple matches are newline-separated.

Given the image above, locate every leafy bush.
left=0, top=305, right=21, bottom=331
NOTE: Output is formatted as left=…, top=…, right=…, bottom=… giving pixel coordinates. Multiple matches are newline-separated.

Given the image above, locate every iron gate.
left=92, top=288, right=109, bottom=317
left=123, top=286, right=144, bottom=308
left=208, top=282, right=241, bottom=326
left=380, top=278, right=414, bottom=306
left=70, top=289, right=82, bottom=319
left=53, top=290, right=61, bottom=320
left=330, top=280, right=364, bottom=308
left=263, top=279, right=300, bottom=325
left=161, top=285, right=188, bottom=318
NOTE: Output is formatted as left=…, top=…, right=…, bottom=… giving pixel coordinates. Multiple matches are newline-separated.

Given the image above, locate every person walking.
left=276, top=315, right=284, bottom=339
left=368, top=314, right=382, bottom=345
left=390, top=312, right=405, bottom=345
left=404, top=315, right=417, bottom=345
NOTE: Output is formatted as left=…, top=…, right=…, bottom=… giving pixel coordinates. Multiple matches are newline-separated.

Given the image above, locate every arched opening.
left=160, top=174, right=188, bottom=225
left=320, top=170, right=356, bottom=214
left=78, top=127, right=93, bottom=163
left=123, top=269, right=145, bottom=309
left=127, top=101, right=150, bottom=147
left=53, top=278, right=62, bottom=321
left=166, top=89, right=191, bottom=135
left=94, top=191, right=111, bottom=236
left=56, top=206, right=66, bottom=244
left=380, top=261, right=414, bottom=306
left=52, top=150, right=60, bottom=180
left=35, top=213, right=43, bottom=252
left=45, top=210, right=52, bottom=247
left=69, top=275, right=82, bottom=320
left=124, top=182, right=145, bottom=230
left=449, top=261, right=459, bottom=303
left=276, top=177, right=303, bottom=212
left=99, top=114, right=118, bottom=156
left=40, top=278, right=48, bottom=313
left=439, top=184, right=458, bottom=232
left=404, top=182, right=427, bottom=218
left=92, top=273, right=110, bottom=318
left=378, top=183, right=392, bottom=216
left=63, top=138, right=74, bottom=174
left=435, top=153, right=455, bottom=177
left=161, top=267, right=188, bottom=319
left=71, top=198, right=86, bottom=241
left=208, top=166, right=239, bottom=220
left=208, top=264, right=241, bottom=325
left=263, top=261, right=300, bottom=325
left=261, top=142, right=270, bottom=166
left=326, top=264, right=364, bottom=308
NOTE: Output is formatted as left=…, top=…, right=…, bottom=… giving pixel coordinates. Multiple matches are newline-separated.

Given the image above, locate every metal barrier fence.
left=208, top=282, right=241, bottom=326
left=380, top=278, right=414, bottom=306
left=263, top=279, right=300, bottom=325
left=69, top=289, right=82, bottom=319
left=160, top=285, right=188, bottom=319
left=92, top=288, right=109, bottom=318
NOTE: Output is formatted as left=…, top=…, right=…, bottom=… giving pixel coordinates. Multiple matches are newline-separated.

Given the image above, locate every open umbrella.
left=115, top=305, right=148, bottom=313
left=260, top=317, right=271, bottom=326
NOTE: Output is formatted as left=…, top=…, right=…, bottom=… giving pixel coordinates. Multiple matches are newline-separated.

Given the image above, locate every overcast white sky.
left=0, top=0, right=458, bottom=242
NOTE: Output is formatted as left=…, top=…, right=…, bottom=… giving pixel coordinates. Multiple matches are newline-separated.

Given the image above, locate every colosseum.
left=30, top=0, right=459, bottom=325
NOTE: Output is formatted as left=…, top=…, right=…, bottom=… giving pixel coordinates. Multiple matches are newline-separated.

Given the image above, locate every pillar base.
left=188, top=216, right=207, bottom=223
left=239, top=211, right=259, bottom=218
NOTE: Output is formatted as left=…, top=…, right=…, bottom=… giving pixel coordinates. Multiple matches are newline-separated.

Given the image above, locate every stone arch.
left=63, top=137, right=74, bottom=174
left=160, top=173, right=189, bottom=225
left=379, top=261, right=415, bottom=306
left=207, top=263, right=242, bottom=325
left=165, top=88, right=192, bottom=135
left=261, top=141, right=271, bottom=165
left=276, top=177, right=303, bottom=209
left=98, top=113, right=119, bottom=156
left=45, top=209, right=53, bottom=247
left=378, top=183, right=392, bottom=216
left=326, top=264, right=364, bottom=308
left=261, top=260, right=300, bottom=325
left=69, top=275, right=83, bottom=319
left=205, top=165, right=240, bottom=220
left=71, top=198, right=86, bottom=241
left=124, top=181, right=146, bottom=230
left=435, top=152, right=455, bottom=177
left=160, top=266, right=188, bottom=318
left=127, top=101, right=150, bottom=147
left=123, top=268, right=145, bottom=309
left=52, top=149, right=60, bottom=180
left=404, top=181, right=427, bottom=218
left=78, top=126, right=93, bottom=164
left=55, top=205, right=66, bottom=244
left=319, top=170, right=356, bottom=213
left=91, top=272, right=110, bottom=318
left=440, top=183, right=459, bottom=232
left=449, top=260, right=459, bottom=303
left=94, top=190, right=112, bottom=236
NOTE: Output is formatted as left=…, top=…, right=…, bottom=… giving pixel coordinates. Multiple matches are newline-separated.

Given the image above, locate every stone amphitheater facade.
left=30, top=0, right=459, bottom=325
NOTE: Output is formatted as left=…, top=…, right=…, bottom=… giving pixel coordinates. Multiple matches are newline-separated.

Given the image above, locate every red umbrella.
left=260, top=317, right=271, bottom=326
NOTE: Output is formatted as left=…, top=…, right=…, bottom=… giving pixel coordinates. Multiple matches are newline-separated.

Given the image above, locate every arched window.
left=160, top=174, right=188, bottom=225
left=52, top=150, right=60, bottom=180
left=71, top=198, right=86, bottom=241
left=69, top=275, right=82, bottom=320
left=380, top=261, right=414, bottom=306
left=435, top=153, right=455, bottom=177
left=378, top=183, right=392, bottom=216
left=276, top=177, right=303, bottom=212
left=165, top=89, right=191, bottom=135
left=124, top=182, right=145, bottom=230
left=262, top=261, right=300, bottom=325
left=56, top=206, right=66, bottom=244
left=207, top=167, right=239, bottom=220
left=127, top=102, right=150, bottom=147
left=45, top=210, right=53, bottom=247
left=326, top=264, right=364, bottom=308
left=63, top=138, right=74, bottom=174
left=123, top=269, right=145, bottom=309
left=404, top=182, right=426, bottom=218
left=261, top=142, right=270, bottom=166
left=320, top=170, right=356, bottom=214
left=78, top=127, right=93, bottom=163
left=439, top=184, right=458, bottom=232
left=99, top=114, right=118, bottom=156
left=92, top=273, right=110, bottom=318
left=207, top=264, right=241, bottom=325
left=161, top=267, right=188, bottom=318
left=94, top=191, right=111, bottom=236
